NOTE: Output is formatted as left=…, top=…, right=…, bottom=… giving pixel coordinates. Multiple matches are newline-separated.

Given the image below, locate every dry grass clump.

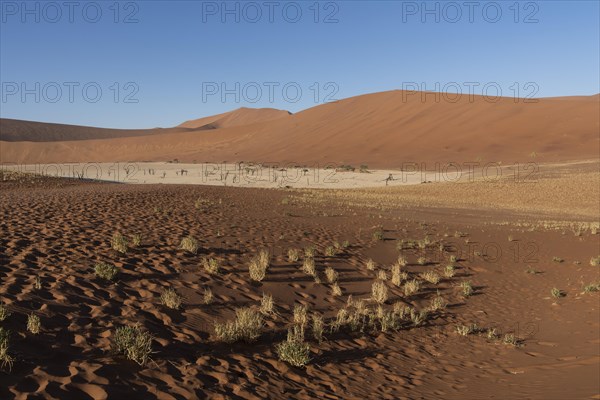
left=302, top=257, right=317, bottom=277
left=417, top=257, right=427, bottom=266
left=410, top=309, right=428, bottom=326
left=249, top=249, right=271, bottom=281
left=202, top=257, right=220, bottom=275
left=403, top=279, right=420, bottom=296
left=331, top=282, right=343, bottom=296
left=456, top=324, right=474, bottom=336
left=203, top=287, right=214, bottom=304
left=342, top=240, right=350, bottom=248
left=590, top=256, right=600, bottom=266
left=503, top=333, right=520, bottom=347
left=112, top=325, right=153, bottom=366
left=27, top=313, right=41, bottom=334
left=325, top=246, right=337, bottom=257
left=552, top=256, right=564, bottom=263
left=130, top=233, right=142, bottom=247
left=325, top=267, right=338, bottom=283
left=214, top=307, right=264, bottom=343
left=366, top=259, right=376, bottom=271
left=160, top=288, right=183, bottom=310
left=420, top=271, right=440, bottom=284
left=428, top=294, right=447, bottom=312
left=304, top=246, right=316, bottom=258
left=460, top=281, right=473, bottom=297
left=311, top=314, right=324, bottom=343
left=551, top=287, right=564, bottom=298
left=180, top=236, right=199, bottom=254
left=288, top=248, right=300, bottom=262
left=443, top=264, right=456, bottom=278
left=0, top=303, right=11, bottom=322
left=111, top=232, right=128, bottom=253
left=94, top=262, right=119, bottom=281
left=260, top=293, right=274, bottom=315
left=293, top=304, right=309, bottom=329
left=371, top=281, right=388, bottom=304
left=276, top=327, right=310, bottom=367
left=0, top=328, right=14, bottom=371
left=377, top=270, right=388, bottom=281
left=583, top=283, right=600, bottom=293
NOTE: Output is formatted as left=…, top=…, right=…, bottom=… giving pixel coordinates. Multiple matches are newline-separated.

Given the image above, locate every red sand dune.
left=1, top=91, right=598, bottom=167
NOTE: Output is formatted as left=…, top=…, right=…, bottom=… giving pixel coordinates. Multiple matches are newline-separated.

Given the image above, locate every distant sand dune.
left=1, top=91, right=598, bottom=167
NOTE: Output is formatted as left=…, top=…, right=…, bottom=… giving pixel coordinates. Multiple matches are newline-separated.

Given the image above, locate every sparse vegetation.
left=377, top=269, right=387, bottom=281
left=180, top=236, right=199, bottom=254
left=202, top=257, right=220, bottom=275
left=583, top=283, right=600, bottom=293
left=325, top=267, right=338, bottom=283
left=276, top=328, right=310, bottom=367
left=112, top=325, right=153, bottom=366
left=590, top=256, right=600, bottom=266
left=203, top=287, right=214, bottom=304
left=403, top=279, right=420, bottom=296
left=27, top=313, right=41, bottom=334
left=0, top=303, right=10, bottom=322
left=94, top=262, right=119, bottom=281
left=460, top=281, right=473, bottom=297
left=111, top=232, right=128, bottom=253
left=331, top=282, right=343, bottom=296
left=288, top=248, right=300, bottom=262
left=551, top=287, right=564, bottom=298
left=443, top=264, right=456, bottom=278
left=302, top=257, right=317, bottom=277
left=160, top=288, right=183, bottom=309
left=249, top=249, right=271, bottom=281
left=371, top=281, right=388, bottom=304
left=420, top=271, right=440, bottom=284
left=428, top=295, right=446, bottom=312
left=131, top=233, right=142, bottom=247
left=366, top=259, right=376, bottom=271
left=312, top=314, right=324, bottom=343
left=552, top=256, right=564, bottom=263
left=304, top=246, right=316, bottom=258
left=417, top=257, right=427, bottom=266
left=0, top=328, right=14, bottom=371
left=456, top=324, right=474, bottom=336
left=325, top=246, right=337, bottom=257
left=214, top=307, right=263, bottom=343
left=372, top=229, right=384, bottom=241
left=260, top=293, right=274, bottom=315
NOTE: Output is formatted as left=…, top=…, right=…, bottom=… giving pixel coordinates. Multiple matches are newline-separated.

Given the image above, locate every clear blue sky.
left=1, top=0, right=599, bottom=128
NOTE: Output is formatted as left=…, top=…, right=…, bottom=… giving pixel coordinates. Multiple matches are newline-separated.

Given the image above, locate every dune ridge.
left=1, top=91, right=598, bottom=167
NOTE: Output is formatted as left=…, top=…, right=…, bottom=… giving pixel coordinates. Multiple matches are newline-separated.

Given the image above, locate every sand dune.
left=178, top=107, right=291, bottom=129
left=1, top=91, right=598, bottom=167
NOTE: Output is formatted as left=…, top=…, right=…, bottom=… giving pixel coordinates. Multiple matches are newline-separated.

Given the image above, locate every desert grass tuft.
left=202, top=257, right=220, bottom=275
left=304, top=246, right=316, bottom=258
left=203, top=287, right=214, bottom=304
left=583, top=283, right=600, bottom=293
left=0, top=328, right=14, bottom=371
left=27, top=313, right=41, bottom=334
left=443, top=264, right=456, bottom=278
left=420, top=271, right=440, bottom=284
left=371, top=281, right=388, bottom=304
left=112, top=325, right=153, bottom=366
left=94, top=262, right=119, bottom=281
left=377, top=269, right=388, bottom=281
left=131, top=233, right=142, bottom=247
left=410, top=309, right=428, bottom=326
left=214, top=307, right=264, bottom=343
left=276, top=328, right=310, bottom=367
left=260, top=293, right=274, bottom=315
left=325, top=267, right=338, bottom=283
left=331, top=282, right=343, bottom=296
left=302, top=257, right=317, bottom=277
left=551, top=287, right=564, bottom=298
left=590, top=256, right=600, bottom=266
left=403, top=279, right=420, bottom=296
left=287, top=248, right=300, bottom=262
left=391, top=263, right=406, bottom=287
left=0, top=303, right=11, bottom=322
left=180, top=236, right=199, bottom=254
left=325, top=246, right=337, bottom=257
left=428, top=294, right=447, bottom=312
left=459, top=280, right=474, bottom=297
left=111, top=232, right=128, bottom=253
left=160, top=288, right=183, bottom=310
left=311, top=313, right=324, bottom=343
left=249, top=249, right=270, bottom=281
left=366, top=258, right=376, bottom=271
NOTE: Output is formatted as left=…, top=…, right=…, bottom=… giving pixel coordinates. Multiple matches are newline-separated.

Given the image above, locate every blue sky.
left=1, top=0, right=599, bottom=128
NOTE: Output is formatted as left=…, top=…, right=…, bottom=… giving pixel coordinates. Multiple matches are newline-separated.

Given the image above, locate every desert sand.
left=0, top=90, right=599, bottom=399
